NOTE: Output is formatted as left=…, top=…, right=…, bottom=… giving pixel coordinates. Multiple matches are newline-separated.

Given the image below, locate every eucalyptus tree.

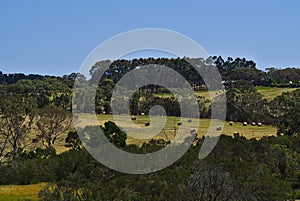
left=0, top=94, right=36, bottom=161
left=36, top=105, right=72, bottom=149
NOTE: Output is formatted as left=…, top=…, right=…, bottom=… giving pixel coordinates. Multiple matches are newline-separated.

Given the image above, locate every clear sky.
left=0, top=0, right=299, bottom=76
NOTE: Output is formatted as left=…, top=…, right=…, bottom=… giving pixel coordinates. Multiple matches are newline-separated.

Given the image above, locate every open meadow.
left=155, top=87, right=298, bottom=101
left=255, top=86, right=298, bottom=100
left=0, top=183, right=47, bottom=201
left=76, top=114, right=277, bottom=146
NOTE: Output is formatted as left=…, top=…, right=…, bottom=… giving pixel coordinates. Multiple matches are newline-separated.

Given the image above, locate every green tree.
left=65, top=131, right=82, bottom=150
left=270, top=89, right=300, bottom=136
left=102, top=121, right=127, bottom=148
left=226, top=81, right=270, bottom=123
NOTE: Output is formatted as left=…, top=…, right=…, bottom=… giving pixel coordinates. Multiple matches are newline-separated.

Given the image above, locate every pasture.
left=255, top=86, right=298, bottom=100
left=76, top=114, right=277, bottom=146
left=155, top=87, right=298, bottom=101
left=0, top=183, right=46, bottom=201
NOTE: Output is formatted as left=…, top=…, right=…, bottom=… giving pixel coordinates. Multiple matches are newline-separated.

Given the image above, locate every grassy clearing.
left=76, top=114, right=277, bottom=146
left=26, top=129, right=69, bottom=155
left=0, top=183, right=47, bottom=201
left=156, top=87, right=298, bottom=101
left=194, top=90, right=221, bottom=100
left=255, top=87, right=298, bottom=100
left=154, top=90, right=220, bottom=100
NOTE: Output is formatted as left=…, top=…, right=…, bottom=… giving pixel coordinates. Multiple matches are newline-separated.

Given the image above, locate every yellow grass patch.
left=256, top=87, right=298, bottom=100
left=0, top=182, right=47, bottom=201
left=76, top=114, right=276, bottom=146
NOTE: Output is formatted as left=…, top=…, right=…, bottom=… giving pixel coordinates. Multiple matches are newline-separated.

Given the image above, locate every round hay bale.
left=216, top=126, right=222, bottom=131
left=145, top=122, right=150, bottom=126
left=229, top=121, right=234, bottom=126
left=32, top=138, right=39, bottom=143
left=251, top=122, right=256, bottom=126
left=131, top=117, right=136, bottom=121
left=257, top=122, right=262, bottom=127
left=141, top=112, right=145, bottom=116
left=102, top=111, right=106, bottom=114
left=243, top=122, right=248, bottom=126
left=177, top=122, right=183, bottom=126
left=233, top=132, right=240, bottom=138
left=187, top=119, right=192, bottom=123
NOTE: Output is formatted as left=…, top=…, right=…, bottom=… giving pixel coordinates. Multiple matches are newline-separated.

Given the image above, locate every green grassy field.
left=76, top=114, right=277, bottom=146
left=154, top=90, right=220, bottom=100
left=0, top=183, right=46, bottom=201
left=155, top=87, right=298, bottom=101
left=255, top=86, right=298, bottom=100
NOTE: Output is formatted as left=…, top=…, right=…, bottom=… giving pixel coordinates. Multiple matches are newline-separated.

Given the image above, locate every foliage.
left=226, top=80, right=271, bottom=123
left=64, top=131, right=82, bottom=150
left=81, top=122, right=127, bottom=149
left=35, top=105, right=72, bottom=148
left=0, top=134, right=299, bottom=200
left=0, top=93, right=36, bottom=161
left=270, top=89, right=300, bottom=136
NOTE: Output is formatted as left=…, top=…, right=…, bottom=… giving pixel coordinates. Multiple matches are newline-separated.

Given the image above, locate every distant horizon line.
left=1, top=55, right=300, bottom=76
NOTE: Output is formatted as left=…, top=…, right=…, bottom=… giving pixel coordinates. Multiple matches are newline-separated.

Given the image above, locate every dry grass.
left=155, top=87, right=299, bottom=101
left=255, top=87, right=298, bottom=100
left=76, top=114, right=277, bottom=146
left=0, top=183, right=47, bottom=201
left=154, top=90, right=220, bottom=100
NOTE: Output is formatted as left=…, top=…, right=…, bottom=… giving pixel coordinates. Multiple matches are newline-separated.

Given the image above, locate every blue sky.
left=0, top=0, right=299, bottom=75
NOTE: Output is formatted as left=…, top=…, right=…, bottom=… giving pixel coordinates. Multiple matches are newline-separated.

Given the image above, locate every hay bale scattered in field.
left=277, top=133, right=284, bottom=136
left=233, top=132, right=239, bottom=138
left=177, top=122, right=183, bottom=126
left=190, top=129, right=197, bottom=135
left=32, top=138, right=39, bottom=143
left=243, top=122, right=248, bottom=126
left=102, top=111, right=106, bottom=114
left=141, top=112, right=145, bottom=116
left=145, top=122, right=150, bottom=126
left=131, top=117, right=136, bottom=121
left=216, top=126, right=222, bottom=131
left=257, top=122, right=262, bottom=127
left=251, top=122, right=256, bottom=126
left=229, top=121, right=234, bottom=126
left=187, top=119, right=192, bottom=123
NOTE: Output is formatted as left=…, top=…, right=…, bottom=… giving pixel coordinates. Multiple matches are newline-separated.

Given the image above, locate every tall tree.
left=270, top=89, right=300, bottom=136
left=0, top=94, right=36, bottom=161
left=226, top=80, right=270, bottom=123
left=36, top=105, right=72, bottom=149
